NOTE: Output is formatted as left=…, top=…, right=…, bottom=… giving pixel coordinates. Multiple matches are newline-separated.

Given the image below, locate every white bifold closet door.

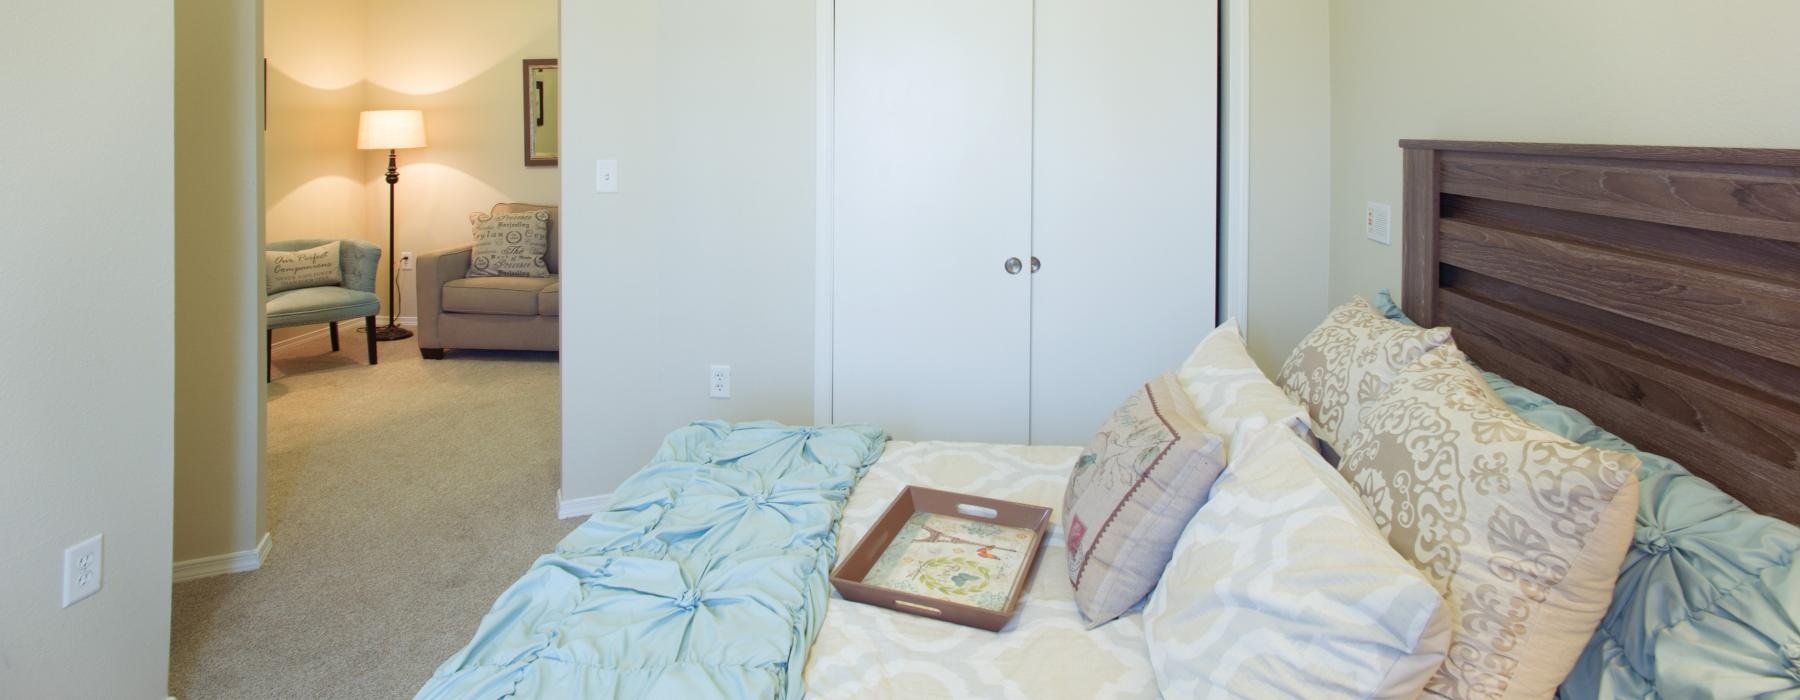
left=1029, top=0, right=1219, bottom=444
left=832, top=0, right=1217, bottom=445
left=832, top=0, right=1036, bottom=443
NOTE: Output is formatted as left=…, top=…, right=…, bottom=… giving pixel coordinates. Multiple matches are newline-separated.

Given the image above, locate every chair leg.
left=420, top=348, right=446, bottom=360
left=329, top=321, right=339, bottom=351
left=266, top=329, right=273, bottom=382
left=365, top=316, right=378, bottom=365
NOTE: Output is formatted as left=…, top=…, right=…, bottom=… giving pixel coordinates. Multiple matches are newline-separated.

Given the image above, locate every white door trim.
left=812, top=1, right=1248, bottom=422
left=813, top=0, right=836, bottom=424
left=1221, top=0, right=1251, bottom=330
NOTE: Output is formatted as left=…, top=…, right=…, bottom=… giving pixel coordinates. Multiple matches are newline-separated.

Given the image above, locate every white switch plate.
left=709, top=365, right=731, bottom=399
left=399, top=251, right=414, bottom=271
left=62, top=534, right=102, bottom=608
left=1366, top=201, right=1393, bottom=245
left=596, top=159, right=619, bottom=193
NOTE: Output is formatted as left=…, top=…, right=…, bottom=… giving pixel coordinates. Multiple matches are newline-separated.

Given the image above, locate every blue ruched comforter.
left=417, top=421, right=887, bottom=699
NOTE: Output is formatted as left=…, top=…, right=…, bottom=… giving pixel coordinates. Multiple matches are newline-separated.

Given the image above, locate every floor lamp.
left=357, top=109, right=427, bottom=341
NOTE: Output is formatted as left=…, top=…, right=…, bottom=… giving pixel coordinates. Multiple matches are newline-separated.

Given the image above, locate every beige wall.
left=1329, top=0, right=1800, bottom=307
left=1240, top=0, right=1333, bottom=371
left=365, top=0, right=561, bottom=319
left=265, top=0, right=559, bottom=323
left=0, top=1, right=177, bottom=695
left=265, top=0, right=368, bottom=344
left=174, top=0, right=267, bottom=565
left=560, top=0, right=820, bottom=498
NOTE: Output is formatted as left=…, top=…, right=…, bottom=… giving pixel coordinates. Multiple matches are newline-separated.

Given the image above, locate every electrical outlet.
left=62, top=534, right=102, bottom=608
left=709, top=365, right=731, bottom=399
left=1365, top=202, right=1393, bottom=245
left=399, top=251, right=414, bottom=271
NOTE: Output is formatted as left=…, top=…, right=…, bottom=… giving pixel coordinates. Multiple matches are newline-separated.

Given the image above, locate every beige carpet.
left=170, top=330, right=578, bottom=699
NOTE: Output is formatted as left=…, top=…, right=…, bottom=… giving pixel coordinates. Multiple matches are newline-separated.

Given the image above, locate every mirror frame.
left=523, top=58, right=557, bottom=167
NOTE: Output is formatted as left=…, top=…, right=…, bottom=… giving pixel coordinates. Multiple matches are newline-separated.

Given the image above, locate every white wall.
left=174, top=0, right=266, bottom=564
left=560, top=0, right=820, bottom=498
left=1328, top=0, right=1800, bottom=306
left=0, top=0, right=176, bottom=695
left=1240, top=0, right=1333, bottom=370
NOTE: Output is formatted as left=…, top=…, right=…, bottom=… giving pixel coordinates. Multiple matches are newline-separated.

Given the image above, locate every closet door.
left=1030, top=0, right=1220, bottom=445
left=832, top=0, right=1035, bottom=442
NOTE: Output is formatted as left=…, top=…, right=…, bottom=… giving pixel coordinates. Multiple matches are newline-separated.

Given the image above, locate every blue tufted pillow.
left=1370, top=290, right=1800, bottom=697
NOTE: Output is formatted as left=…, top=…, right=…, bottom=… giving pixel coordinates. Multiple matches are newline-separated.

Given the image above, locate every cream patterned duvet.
left=803, top=441, right=1157, bottom=699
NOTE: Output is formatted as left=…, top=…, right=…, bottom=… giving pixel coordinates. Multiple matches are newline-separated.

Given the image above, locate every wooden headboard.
left=1399, top=140, right=1800, bottom=523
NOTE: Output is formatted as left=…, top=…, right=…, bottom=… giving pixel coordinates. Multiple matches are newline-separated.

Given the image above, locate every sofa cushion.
left=442, top=276, right=557, bottom=316
left=266, top=285, right=380, bottom=328
left=468, top=210, right=551, bottom=278
left=538, top=282, right=560, bottom=317
left=492, top=203, right=558, bottom=274
left=265, top=241, right=342, bottom=294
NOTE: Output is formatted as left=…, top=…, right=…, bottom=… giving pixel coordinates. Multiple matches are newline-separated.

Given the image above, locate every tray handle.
left=955, top=503, right=1000, bottom=520
left=893, top=599, right=944, bottom=616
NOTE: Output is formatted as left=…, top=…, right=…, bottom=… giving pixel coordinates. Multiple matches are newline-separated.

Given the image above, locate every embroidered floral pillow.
left=468, top=210, right=551, bottom=278
left=1063, top=372, right=1226, bottom=628
left=1276, top=296, right=1452, bottom=454
left=1338, top=344, right=1640, bottom=700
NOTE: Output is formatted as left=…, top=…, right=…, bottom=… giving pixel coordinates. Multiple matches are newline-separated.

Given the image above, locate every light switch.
left=596, top=159, right=619, bottom=193
left=1365, top=202, right=1392, bottom=245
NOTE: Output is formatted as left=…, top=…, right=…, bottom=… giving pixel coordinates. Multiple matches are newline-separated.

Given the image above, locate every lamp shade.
left=357, top=110, right=427, bottom=150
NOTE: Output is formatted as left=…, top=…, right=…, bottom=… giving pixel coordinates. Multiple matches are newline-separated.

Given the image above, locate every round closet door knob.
left=1004, top=257, right=1023, bottom=275
left=1030, top=256, right=1041, bottom=273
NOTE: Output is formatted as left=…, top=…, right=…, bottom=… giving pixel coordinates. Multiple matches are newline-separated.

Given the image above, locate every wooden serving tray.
left=831, top=486, right=1051, bottom=631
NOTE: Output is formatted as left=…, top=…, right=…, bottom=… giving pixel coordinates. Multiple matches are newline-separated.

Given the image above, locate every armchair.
left=265, top=238, right=383, bottom=380
left=415, top=203, right=560, bottom=358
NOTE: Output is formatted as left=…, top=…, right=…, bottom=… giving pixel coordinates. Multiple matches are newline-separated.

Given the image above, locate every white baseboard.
left=557, top=490, right=614, bottom=519
left=173, top=532, right=272, bottom=583
left=270, top=316, right=418, bottom=350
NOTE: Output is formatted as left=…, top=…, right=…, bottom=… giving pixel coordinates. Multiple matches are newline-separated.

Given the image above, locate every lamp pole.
left=373, top=147, right=413, bottom=341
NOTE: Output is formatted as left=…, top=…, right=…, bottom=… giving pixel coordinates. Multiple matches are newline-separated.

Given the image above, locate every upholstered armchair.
left=415, top=203, right=559, bottom=358
left=265, top=238, right=382, bottom=380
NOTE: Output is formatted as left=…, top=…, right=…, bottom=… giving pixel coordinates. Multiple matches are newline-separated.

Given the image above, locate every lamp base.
left=360, top=324, right=414, bottom=342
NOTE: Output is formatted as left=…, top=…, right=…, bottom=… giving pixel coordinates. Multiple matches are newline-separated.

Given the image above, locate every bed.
left=421, top=141, right=1800, bottom=698
left=805, top=141, right=1800, bottom=698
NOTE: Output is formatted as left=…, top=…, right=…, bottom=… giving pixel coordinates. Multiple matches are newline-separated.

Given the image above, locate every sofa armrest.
left=416, top=245, right=472, bottom=346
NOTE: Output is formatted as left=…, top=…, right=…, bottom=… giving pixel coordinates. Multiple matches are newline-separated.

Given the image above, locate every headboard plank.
left=1437, top=219, right=1800, bottom=366
left=1402, top=140, right=1800, bottom=524
left=1437, top=153, right=1800, bottom=244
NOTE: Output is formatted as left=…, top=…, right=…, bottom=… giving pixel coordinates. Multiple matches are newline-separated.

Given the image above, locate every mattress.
left=803, top=441, right=1158, bottom=699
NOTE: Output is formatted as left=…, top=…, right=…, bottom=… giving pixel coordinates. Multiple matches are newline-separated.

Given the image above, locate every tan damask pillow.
left=1338, top=344, right=1640, bottom=700
left=468, top=210, right=551, bottom=278
left=1276, top=297, right=1452, bottom=453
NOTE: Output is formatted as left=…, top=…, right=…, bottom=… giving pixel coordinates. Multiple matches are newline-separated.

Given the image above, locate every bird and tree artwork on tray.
left=864, top=512, right=1034, bottom=612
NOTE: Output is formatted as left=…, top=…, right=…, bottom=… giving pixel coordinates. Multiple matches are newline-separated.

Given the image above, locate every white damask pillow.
left=1339, top=343, right=1640, bottom=700
left=1275, top=296, right=1452, bottom=454
left=1145, top=424, right=1451, bottom=699
left=1178, top=319, right=1316, bottom=459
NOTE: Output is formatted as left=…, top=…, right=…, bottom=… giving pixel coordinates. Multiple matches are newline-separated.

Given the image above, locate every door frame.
left=811, top=0, right=1248, bottom=423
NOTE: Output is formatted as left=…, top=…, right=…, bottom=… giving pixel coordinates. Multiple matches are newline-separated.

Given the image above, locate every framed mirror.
left=523, top=59, right=558, bottom=167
